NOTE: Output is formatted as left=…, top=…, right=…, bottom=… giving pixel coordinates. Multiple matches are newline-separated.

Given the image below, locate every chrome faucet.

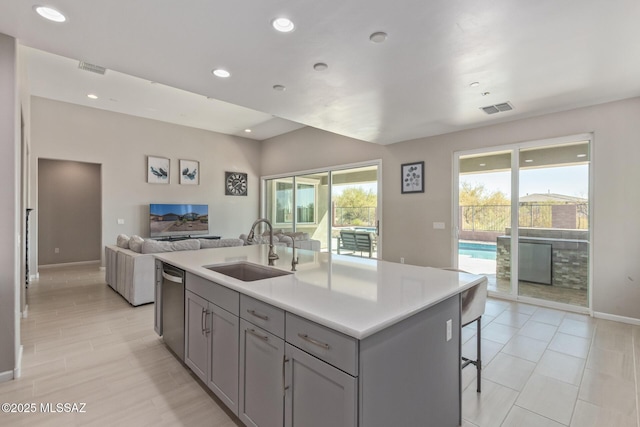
left=247, top=218, right=279, bottom=266
left=291, top=244, right=299, bottom=272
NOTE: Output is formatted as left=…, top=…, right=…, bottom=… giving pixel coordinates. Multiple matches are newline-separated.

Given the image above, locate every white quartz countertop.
left=154, top=245, right=486, bottom=340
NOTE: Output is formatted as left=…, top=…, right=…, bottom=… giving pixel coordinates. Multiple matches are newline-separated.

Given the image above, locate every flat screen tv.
left=149, top=203, right=209, bottom=238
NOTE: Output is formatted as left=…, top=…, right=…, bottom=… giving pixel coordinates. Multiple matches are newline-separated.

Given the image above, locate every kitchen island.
left=154, top=245, right=486, bottom=427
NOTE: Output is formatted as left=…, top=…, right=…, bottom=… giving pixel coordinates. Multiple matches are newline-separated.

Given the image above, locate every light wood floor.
left=0, top=264, right=638, bottom=426
left=0, top=264, right=241, bottom=426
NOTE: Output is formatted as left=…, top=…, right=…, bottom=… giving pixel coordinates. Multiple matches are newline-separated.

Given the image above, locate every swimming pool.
left=458, top=242, right=497, bottom=260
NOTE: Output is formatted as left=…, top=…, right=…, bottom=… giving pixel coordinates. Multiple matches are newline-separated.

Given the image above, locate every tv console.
left=153, top=235, right=220, bottom=242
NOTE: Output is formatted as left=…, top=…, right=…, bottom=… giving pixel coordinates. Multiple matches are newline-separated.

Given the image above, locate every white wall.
left=0, top=33, right=19, bottom=380
left=30, top=97, right=262, bottom=269
left=262, top=97, right=640, bottom=321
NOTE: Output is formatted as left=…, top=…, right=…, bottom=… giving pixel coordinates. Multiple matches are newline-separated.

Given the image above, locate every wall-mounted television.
left=149, top=203, right=209, bottom=238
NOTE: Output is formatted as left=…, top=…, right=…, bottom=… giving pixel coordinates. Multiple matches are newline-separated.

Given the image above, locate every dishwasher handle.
left=162, top=271, right=183, bottom=283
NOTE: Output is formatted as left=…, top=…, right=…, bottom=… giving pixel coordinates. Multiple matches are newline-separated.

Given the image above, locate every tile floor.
left=461, top=299, right=639, bottom=427
left=0, top=264, right=638, bottom=426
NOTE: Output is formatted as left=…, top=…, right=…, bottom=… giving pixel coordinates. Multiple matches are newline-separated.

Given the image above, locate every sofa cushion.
left=240, top=233, right=279, bottom=245
left=141, top=239, right=201, bottom=254
left=129, top=235, right=144, bottom=253
left=284, top=232, right=309, bottom=241
left=116, top=234, right=130, bottom=249
left=276, top=234, right=294, bottom=245
left=199, top=238, right=244, bottom=248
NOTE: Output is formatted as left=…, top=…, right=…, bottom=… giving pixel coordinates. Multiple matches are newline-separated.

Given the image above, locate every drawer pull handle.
left=282, top=355, right=289, bottom=396
left=201, top=308, right=210, bottom=334
left=298, top=333, right=330, bottom=350
left=247, top=309, right=269, bottom=321
left=247, top=328, right=269, bottom=342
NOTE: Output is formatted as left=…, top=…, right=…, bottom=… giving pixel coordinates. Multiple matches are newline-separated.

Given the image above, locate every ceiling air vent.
left=481, top=101, right=514, bottom=115
left=78, top=61, right=107, bottom=75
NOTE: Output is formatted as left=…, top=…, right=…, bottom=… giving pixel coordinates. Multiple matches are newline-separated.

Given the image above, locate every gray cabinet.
left=284, top=343, right=357, bottom=427
left=178, top=274, right=461, bottom=427
left=239, top=319, right=285, bottom=427
left=185, top=290, right=208, bottom=381
left=184, top=280, right=240, bottom=415
left=207, top=302, right=239, bottom=413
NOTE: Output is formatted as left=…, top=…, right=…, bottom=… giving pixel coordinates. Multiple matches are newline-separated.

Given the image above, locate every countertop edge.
left=154, top=249, right=487, bottom=340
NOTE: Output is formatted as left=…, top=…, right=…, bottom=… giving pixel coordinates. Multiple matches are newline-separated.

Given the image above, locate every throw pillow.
left=116, top=234, right=130, bottom=249
left=129, top=235, right=144, bottom=253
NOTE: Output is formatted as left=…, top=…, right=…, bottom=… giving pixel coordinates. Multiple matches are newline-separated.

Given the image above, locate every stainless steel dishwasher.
left=161, top=263, right=185, bottom=361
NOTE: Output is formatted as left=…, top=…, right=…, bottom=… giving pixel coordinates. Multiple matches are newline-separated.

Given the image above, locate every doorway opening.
left=37, top=159, right=102, bottom=267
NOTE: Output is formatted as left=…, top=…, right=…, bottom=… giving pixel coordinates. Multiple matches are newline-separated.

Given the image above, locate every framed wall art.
left=180, top=159, right=199, bottom=185
left=147, top=156, right=170, bottom=184
left=401, top=161, right=424, bottom=194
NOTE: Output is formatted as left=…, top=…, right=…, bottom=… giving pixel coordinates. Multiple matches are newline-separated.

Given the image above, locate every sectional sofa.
left=105, top=235, right=244, bottom=306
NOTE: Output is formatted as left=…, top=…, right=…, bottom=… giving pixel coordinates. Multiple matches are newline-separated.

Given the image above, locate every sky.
left=150, top=203, right=208, bottom=216
left=460, top=164, right=589, bottom=199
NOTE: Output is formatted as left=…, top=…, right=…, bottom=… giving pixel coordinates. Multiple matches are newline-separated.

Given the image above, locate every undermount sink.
left=205, top=261, right=292, bottom=282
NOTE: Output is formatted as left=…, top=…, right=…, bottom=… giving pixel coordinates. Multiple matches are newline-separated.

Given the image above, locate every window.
left=274, top=179, right=317, bottom=225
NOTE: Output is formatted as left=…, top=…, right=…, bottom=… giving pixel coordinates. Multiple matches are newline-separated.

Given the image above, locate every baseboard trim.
left=593, top=311, right=640, bottom=326
left=14, top=345, right=22, bottom=379
left=39, top=260, right=101, bottom=269
left=0, top=369, right=13, bottom=383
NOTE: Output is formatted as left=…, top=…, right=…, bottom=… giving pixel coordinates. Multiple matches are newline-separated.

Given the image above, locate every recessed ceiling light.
left=577, top=154, right=587, bottom=158
left=525, top=159, right=533, bottom=163
left=34, top=6, right=66, bottom=22
left=369, top=32, right=388, bottom=43
left=479, top=163, right=486, bottom=167
left=273, top=84, right=286, bottom=91
left=87, top=94, right=98, bottom=100
left=481, top=91, right=490, bottom=96
left=244, top=129, right=252, bottom=133
left=272, top=17, right=295, bottom=33
left=212, top=69, right=231, bottom=78
left=313, top=62, right=328, bottom=71
left=469, top=82, right=480, bottom=87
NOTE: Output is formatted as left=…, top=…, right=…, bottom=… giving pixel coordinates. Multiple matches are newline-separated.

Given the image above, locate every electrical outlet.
left=433, top=222, right=445, bottom=229
left=446, top=319, right=452, bottom=341
left=400, top=257, right=405, bottom=264
left=54, top=248, right=59, bottom=254
left=117, top=218, right=125, bottom=225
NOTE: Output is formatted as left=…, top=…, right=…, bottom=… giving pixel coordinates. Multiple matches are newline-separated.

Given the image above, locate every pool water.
left=458, top=242, right=497, bottom=260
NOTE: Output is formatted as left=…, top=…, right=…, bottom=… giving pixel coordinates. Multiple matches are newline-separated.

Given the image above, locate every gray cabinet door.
left=239, top=319, right=285, bottom=427
left=207, top=302, right=239, bottom=415
left=184, top=290, right=208, bottom=383
left=284, top=344, right=357, bottom=427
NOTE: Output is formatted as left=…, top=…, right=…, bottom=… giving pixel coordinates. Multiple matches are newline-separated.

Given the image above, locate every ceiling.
left=1, top=0, right=639, bottom=145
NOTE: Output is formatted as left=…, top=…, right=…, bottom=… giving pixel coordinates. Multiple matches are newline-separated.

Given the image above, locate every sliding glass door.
left=263, top=162, right=380, bottom=257
left=457, top=150, right=512, bottom=295
left=517, top=142, right=590, bottom=306
left=455, top=136, right=591, bottom=308
left=331, top=166, right=379, bottom=258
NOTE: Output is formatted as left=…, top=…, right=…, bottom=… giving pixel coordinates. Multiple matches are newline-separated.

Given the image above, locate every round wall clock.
left=225, top=172, right=248, bottom=196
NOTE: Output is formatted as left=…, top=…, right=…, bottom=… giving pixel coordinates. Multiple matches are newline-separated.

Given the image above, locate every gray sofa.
left=239, top=230, right=321, bottom=251
left=105, top=235, right=244, bottom=306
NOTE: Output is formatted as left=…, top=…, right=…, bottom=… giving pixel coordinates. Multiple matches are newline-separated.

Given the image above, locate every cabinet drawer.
left=186, top=272, right=239, bottom=315
left=285, top=313, right=358, bottom=376
left=240, top=295, right=285, bottom=339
